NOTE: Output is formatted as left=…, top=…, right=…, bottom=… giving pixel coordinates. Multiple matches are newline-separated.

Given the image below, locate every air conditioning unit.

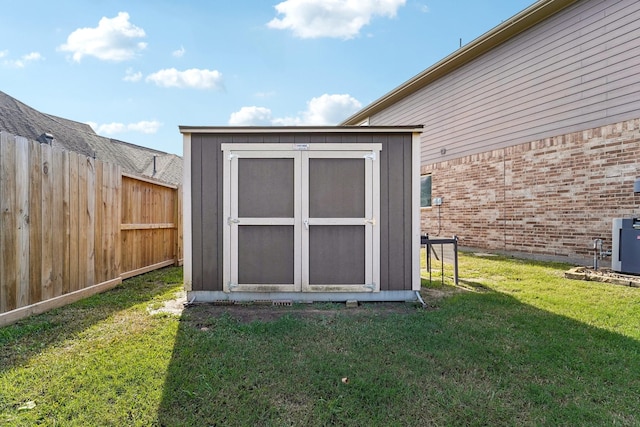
left=611, top=218, right=640, bottom=274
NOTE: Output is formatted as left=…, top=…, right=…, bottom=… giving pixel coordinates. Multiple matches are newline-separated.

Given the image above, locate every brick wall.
left=421, top=118, right=640, bottom=264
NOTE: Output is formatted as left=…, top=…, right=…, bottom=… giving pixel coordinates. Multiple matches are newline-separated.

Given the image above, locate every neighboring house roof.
left=102, top=138, right=183, bottom=186
left=341, top=0, right=580, bottom=126
left=0, top=91, right=97, bottom=157
left=0, top=90, right=182, bottom=186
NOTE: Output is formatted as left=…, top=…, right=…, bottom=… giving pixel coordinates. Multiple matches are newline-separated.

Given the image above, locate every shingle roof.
left=102, top=138, right=183, bottom=186
left=0, top=91, right=97, bottom=157
left=0, top=90, right=182, bottom=185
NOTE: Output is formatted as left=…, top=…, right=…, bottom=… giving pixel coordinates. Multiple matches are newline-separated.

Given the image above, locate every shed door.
left=302, top=150, right=379, bottom=292
left=223, top=150, right=301, bottom=293
left=222, top=144, right=380, bottom=293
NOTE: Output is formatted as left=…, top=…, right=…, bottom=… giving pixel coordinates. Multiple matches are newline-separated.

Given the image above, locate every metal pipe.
left=415, top=291, right=426, bottom=308
left=453, top=236, right=459, bottom=285
left=441, top=244, right=444, bottom=283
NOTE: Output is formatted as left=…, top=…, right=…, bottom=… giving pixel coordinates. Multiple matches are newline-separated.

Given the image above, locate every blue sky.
left=0, top=0, right=534, bottom=155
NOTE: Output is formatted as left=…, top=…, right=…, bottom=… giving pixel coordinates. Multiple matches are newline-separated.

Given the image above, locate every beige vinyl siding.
left=369, top=0, right=640, bottom=164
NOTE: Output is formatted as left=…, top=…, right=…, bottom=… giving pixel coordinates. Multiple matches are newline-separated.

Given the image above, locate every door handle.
left=303, top=219, right=309, bottom=229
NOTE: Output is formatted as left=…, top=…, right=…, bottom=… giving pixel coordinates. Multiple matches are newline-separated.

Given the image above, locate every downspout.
left=415, top=291, right=426, bottom=308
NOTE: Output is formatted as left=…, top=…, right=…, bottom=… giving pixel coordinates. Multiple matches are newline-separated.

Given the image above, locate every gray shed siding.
left=188, top=132, right=414, bottom=292
left=369, top=0, right=640, bottom=164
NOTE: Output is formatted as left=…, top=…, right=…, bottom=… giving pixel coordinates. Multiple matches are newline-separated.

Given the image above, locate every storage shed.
left=180, top=126, right=423, bottom=302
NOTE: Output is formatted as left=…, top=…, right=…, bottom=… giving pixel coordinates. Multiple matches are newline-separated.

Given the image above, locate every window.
left=420, top=174, right=432, bottom=208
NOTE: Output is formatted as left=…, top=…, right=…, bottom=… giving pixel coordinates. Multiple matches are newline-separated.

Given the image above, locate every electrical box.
left=611, top=218, right=640, bottom=274
left=432, top=197, right=443, bottom=206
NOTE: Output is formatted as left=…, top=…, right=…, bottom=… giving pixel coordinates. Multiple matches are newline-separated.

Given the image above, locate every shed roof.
left=179, top=125, right=423, bottom=134
left=340, top=0, right=580, bottom=126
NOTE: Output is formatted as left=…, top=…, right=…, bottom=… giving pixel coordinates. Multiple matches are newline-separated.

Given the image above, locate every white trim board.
left=181, top=126, right=423, bottom=134
left=412, top=131, right=422, bottom=291
left=221, top=143, right=382, bottom=293
left=182, top=133, right=193, bottom=291
left=187, top=290, right=419, bottom=303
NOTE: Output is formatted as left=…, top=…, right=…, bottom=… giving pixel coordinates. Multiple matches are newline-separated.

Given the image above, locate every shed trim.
left=411, top=132, right=421, bottom=290
left=186, top=290, right=418, bottom=303
left=180, top=126, right=423, bottom=134
left=221, top=142, right=383, bottom=293
left=221, top=143, right=383, bottom=152
left=183, top=128, right=422, bottom=298
left=182, top=133, right=193, bottom=291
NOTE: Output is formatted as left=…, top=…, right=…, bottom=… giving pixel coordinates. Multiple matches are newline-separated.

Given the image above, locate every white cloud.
left=229, top=106, right=274, bottom=126
left=123, top=68, right=142, bottom=82
left=127, top=120, right=162, bottom=134
left=146, top=68, right=223, bottom=89
left=2, top=51, right=43, bottom=68
left=267, top=0, right=406, bottom=39
left=94, top=122, right=127, bottom=134
left=89, top=120, right=162, bottom=135
left=172, top=46, right=186, bottom=58
left=255, top=90, right=276, bottom=98
left=228, top=94, right=362, bottom=126
left=59, top=12, right=147, bottom=62
left=301, top=93, right=362, bottom=125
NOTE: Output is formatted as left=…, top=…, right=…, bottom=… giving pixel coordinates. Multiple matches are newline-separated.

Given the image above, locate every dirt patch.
left=181, top=301, right=424, bottom=325
left=148, top=291, right=187, bottom=316
left=151, top=287, right=462, bottom=325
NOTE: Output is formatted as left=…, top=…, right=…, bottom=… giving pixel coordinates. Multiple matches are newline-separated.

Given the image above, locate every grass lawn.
left=1, top=254, right=639, bottom=426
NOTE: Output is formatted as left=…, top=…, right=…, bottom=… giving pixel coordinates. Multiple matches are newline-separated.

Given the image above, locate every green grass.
left=1, top=255, right=639, bottom=426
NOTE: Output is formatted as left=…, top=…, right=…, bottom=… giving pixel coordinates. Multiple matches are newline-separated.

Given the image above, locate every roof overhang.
left=341, top=0, right=581, bottom=125
left=179, top=125, right=423, bottom=134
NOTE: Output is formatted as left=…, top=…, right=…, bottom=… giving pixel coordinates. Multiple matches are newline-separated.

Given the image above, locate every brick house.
left=342, top=0, right=640, bottom=264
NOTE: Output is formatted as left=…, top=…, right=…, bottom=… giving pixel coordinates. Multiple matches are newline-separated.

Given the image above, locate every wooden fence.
left=120, top=174, right=182, bottom=278
left=0, top=132, right=182, bottom=326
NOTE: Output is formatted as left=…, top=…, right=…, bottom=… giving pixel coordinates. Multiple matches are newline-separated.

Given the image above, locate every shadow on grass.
left=0, top=267, right=182, bottom=373
left=157, top=289, right=640, bottom=426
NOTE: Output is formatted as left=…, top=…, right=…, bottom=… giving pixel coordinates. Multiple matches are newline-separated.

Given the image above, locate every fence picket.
left=112, top=165, right=121, bottom=276
left=62, top=150, right=71, bottom=294
left=77, top=154, right=88, bottom=292
left=68, top=151, right=80, bottom=292
left=41, top=143, right=53, bottom=300
left=15, top=136, right=30, bottom=308
left=52, top=145, right=64, bottom=298
left=1, top=133, right=18, bottom=312
left=28, top=139, right=42, bottom=304
left=95, top=161, right=105, bottom=283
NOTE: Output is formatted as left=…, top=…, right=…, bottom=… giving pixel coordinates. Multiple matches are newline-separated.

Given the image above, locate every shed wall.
left=369, top=0, right=640, bottom=164
left=189, top=132, right=414, bottom=292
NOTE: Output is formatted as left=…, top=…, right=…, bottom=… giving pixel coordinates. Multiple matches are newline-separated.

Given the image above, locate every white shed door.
left=222, top=144, right=380, bottom=293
